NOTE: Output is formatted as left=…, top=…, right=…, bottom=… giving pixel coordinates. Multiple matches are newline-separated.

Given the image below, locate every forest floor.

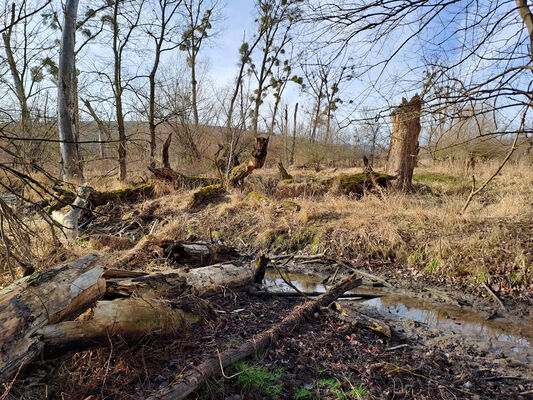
left=2, top=160, right=532, bottom=399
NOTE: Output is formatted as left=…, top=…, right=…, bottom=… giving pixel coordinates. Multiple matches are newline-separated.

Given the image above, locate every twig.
left=0, top=361, right=23, bottom=400
left=384, top=362, right=476, bottom=396
left=272, top=264, right=311, bottom=300
left=385, top=344, right=408, bottom=352
left=481, top=282, right=506, bottom=311
left=338, top=261, right=393, bottom=288
left=461, top=129, right=520, bottom=214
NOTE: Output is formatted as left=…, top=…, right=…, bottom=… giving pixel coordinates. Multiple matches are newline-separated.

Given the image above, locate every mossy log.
left=187, top=184, right=225, bottom=210
left=148, top=166, right=218, bottom=189
left=160, top=241, right=239, bottom=266
left=46, top=183, right=156, bottom=213
left=324, top=171, right=396, bottom=196
left=146, top=273, right=363, bottom=400
left=38, top=298, right=197, bottom=356
left=0, top=254, right=105, bottom=381
left=229, top=137, right=269, bottom=188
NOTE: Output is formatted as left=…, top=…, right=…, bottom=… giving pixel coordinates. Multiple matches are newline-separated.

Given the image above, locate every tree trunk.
left=113, top=0, right=127, bottom=181
left=386, top=95, right=422, bottom=190
left=0, top=254, right=104, bottom=381
left=290, top=102, right=298, bottom=165
left=82, top=98, right=109, bottom=159
left=58, top=0, right=83, bottom=182
left=146, top=273, right=363, bottom=400
left=229, top=137, right=270, bottom=187
left=38, top=298, right=196, bottom=357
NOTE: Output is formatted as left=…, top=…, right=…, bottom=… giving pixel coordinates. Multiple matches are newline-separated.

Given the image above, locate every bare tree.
left=58, top=0, right=83, bottom=182
left=249, top=0, right=301, bottom=137
left=180, top=0, right=217, bottom=129
left=146, top=0, right=184, bottom=166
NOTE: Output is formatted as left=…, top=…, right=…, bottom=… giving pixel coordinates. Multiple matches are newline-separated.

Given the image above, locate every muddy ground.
left=6, top=271, right=532, bottom=400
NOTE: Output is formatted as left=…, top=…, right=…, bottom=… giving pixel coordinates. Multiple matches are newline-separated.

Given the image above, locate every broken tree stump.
left=386, top=94, right=422, bottom=190
left=187, top=185, right=225, bottom=210
left=38, top=298, right=197, bottom=356
left=146, top=273, right=362, bottom=400
left=0, top=254, right=105, bottom=381
left=278, top=161, right=293, bottom=181
left=229, top=137, right=269, bottom=188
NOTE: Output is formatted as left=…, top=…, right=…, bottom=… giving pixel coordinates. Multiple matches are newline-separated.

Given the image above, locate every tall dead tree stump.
left=386, top=95, right=422, bottom=190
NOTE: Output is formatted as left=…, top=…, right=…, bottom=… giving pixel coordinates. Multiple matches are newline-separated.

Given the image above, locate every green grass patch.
left=235, top=362, right=283, bottom=398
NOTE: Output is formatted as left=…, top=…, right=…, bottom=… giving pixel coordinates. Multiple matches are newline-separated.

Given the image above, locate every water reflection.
left=263, top=270, right=533, bottom=351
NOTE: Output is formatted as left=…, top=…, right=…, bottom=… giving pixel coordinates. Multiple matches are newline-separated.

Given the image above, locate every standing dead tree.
left=386, top=95, right=422, bottom=191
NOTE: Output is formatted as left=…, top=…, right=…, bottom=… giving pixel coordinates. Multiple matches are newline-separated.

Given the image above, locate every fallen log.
left=105, top=262, right=257, bottom=298
left=148, top=166, right=218, bottom=189
left=46, top=183, right=155, bottom=213
left=38, top=298, right=197, bottom=357
left=0, top=254, right=105, bottom=382
left=146, top=273, right=362, bottom=400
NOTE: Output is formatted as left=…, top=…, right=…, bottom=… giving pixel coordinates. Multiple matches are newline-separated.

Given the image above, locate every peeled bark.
left=146, top=273, right=363, bottom=400
left=0, top=254, right=104, bottom=381
left=58, top=0, right=83, bottom=182
left=38, top=298, right=196, bottom=356
left=386, top=95, right=422, bottom=190
left=105, top=262, right=255, bottom=298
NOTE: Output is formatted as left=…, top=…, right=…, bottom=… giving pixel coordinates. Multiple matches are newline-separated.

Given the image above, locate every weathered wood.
left=386, top=95, right=422, bottom=190
left=160, top=241, right=240, bottom=266
left=146, top=273, right=362, bottom=400
left=46, top=183, right=155, bottom=212
left=38, top=298, right=196, bottom=356
left=0, top=254, right=105, bottom=382
left=162, top=132, right=172, bottom=169
left=278, top=161, right=293, bottom=181
left=148, top=166, right=218, bottom=189
left=229, top=137, right=270, bottom=188
left=105, top=262, right=255, bottom=299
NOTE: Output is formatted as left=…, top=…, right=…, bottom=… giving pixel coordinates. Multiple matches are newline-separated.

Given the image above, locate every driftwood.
left=146, top=273, right=362, bottom=400
left=38, top=298, right=197, bottom=357
left=46, top=183, right=155, bottom=213
left=229, top=137, right=269, bottom=188
left=0, top=254, right=105, bottom=381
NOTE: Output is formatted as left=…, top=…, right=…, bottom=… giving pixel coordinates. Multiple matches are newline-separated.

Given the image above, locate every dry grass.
left=121, top=158, right=531, bottom=295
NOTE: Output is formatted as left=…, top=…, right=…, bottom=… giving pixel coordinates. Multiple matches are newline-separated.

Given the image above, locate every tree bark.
left=229, top=137, right=269, bottom=187
left=82, top=98, right=109, bottom=159
left=38, top=298, right=196, bottom=356
left=290, top=102, right=298, bottom=165
left=386, top=95, right=422, bottom=190
left=58, top=0, right=83, bottom=182
left=146, top=273, right=362, bottom=400
left=0, top=254, right=104, bottom=381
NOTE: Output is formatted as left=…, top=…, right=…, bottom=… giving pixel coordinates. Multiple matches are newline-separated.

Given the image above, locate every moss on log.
left=148, top=166, right=219, bottom=189
left=45, top=183, right=155, bottom=213
left=187, top=184, right=225, bottom=210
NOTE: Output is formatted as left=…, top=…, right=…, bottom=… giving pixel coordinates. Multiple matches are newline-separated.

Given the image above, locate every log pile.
left=0, top=249, right=259, bottom=384
left=0, top=244, right=374, bottom=400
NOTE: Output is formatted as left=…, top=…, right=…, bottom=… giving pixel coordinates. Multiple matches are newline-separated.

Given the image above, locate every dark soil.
left=7, top=291, right=532, bottom=400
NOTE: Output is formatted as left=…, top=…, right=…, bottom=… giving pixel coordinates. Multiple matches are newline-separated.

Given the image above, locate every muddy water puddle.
left=264, top=270, right=533, bottom=355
